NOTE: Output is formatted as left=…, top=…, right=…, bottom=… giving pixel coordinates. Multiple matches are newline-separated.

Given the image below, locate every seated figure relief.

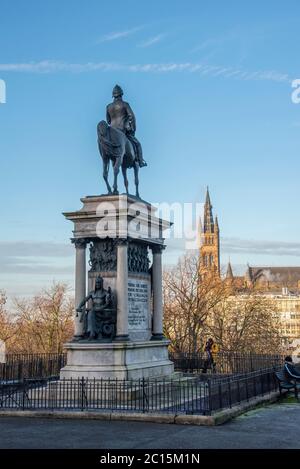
left=76, top=276, right=116, bottom=341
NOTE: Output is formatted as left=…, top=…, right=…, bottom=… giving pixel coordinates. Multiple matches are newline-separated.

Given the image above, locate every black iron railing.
left=0, top=377, right=209, bottom=414
left=208, top=367, right=280, bottom=412
left=0, top=368, right=279, bottom=415
left=169, top=352, right=283, bottom=375
left=0, top=351, right=283, bottom=383
left=0, top=353, right=67, bottom=382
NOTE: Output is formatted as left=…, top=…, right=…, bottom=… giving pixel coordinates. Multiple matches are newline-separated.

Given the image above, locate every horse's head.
left=97, top=120, right=108, bottom=139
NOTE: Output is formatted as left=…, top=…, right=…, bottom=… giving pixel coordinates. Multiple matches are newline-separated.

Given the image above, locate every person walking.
left=203, top=338, right=215, bottom=373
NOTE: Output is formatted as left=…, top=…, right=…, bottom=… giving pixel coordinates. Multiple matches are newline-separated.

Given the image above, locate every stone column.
left=151, top=245, right=165, bottom=340
left=72, top=238, right=87, bottom=339
left=115, top=239, right=129, bottom=341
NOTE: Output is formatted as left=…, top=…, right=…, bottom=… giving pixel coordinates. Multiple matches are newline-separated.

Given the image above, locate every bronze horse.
left=97, top=120, right=140, bottom=198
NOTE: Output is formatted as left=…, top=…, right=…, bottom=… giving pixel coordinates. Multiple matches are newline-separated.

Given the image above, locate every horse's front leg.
left=134, top=162, right=140, bottom=198
left=103, top=158, right=112, bottom=194
left=113, top=157, right=122, bottom=195
left=122, top=165, right=129, bottom=195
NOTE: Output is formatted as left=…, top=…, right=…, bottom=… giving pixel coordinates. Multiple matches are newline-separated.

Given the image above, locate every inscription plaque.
left=128, top=278, right=150, bottom=332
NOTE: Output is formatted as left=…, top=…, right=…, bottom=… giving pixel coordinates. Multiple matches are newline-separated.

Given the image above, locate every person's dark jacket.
left=284, top=362, right=300, bottom=381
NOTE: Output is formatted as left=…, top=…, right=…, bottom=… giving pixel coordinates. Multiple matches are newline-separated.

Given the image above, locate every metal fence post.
left=260, top=370, right=264, bottom=396
left=218, top=382, right=223, bottom=410
left=22, top=380, right=26, bottom=410
left=245, top=376, right=249, bottom=401
left=237, top=377, right=241, bottom=404
left=250, top=353, right=254, bottom=372
left=81, top=377, right=85, bottom=411
left=141, top=377, right=144, bottom=413
left=267, top=369, right=270, bottom=393
left=18, top=361, right=23, bottom=381
left=207, top=379, right=212, bottom=415
left=227, top=377, right=232, bottom=408
left=253, top=372, right=256, bottom=398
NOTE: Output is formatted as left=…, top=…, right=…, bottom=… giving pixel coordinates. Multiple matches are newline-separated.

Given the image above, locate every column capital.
left=115, top=237, right=129, bottom=246
left=151, top=244, right=165, bottom=254
left=71, top=238, right=88, bottom=249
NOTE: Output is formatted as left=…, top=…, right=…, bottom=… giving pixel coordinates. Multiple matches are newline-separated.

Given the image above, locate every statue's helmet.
left=112, top=84, right=123, bottom=98
left=95, top=276, right=103, bottom=289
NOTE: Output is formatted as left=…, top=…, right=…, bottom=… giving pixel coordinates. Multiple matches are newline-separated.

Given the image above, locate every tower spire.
left=203, top=186, right=214, bottom=233
left=199, top=187, right=220, bottom=278
left=205, top=186, right=211, bottom=205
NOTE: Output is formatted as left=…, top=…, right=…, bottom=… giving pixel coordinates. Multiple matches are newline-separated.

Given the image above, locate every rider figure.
left=106, top=84, right=147, bottom=168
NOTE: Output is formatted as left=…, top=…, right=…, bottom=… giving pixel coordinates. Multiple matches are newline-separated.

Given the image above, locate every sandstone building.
left=199, top=188, right=300, bottom=351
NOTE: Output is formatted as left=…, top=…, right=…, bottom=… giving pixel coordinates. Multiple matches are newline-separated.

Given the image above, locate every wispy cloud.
left=97, top=26, right=143, bottom=43
left=221, top=237, right=300, bottom=257
left=0, top=241, right=73, bottom=258
left=190, top=30, right=242, bottom=59
left=0, top=61, right=121, bottom=73
left=0, top=241, right=73, bottom=275
left=191, top=38, right=223, bottom=54
left=138, top=34, right=165, bottom=48
left=0, top=60, right=290, bottom=83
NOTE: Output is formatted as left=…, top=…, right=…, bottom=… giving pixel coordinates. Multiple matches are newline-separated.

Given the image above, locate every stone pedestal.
left=60, top=340, right=173, bottom=380
left=60, top=194, right=174, bottom=379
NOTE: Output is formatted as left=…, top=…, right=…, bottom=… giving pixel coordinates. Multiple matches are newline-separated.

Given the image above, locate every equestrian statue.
left=97, top=85, right=147, bottom=198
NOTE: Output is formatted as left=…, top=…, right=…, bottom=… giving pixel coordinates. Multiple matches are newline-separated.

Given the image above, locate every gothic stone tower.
left=199, top=188, right=220, bottom=278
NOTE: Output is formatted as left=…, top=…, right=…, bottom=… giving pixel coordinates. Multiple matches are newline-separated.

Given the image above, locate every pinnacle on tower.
left=226, top=261, right=234, bottom=279
left=245, top=264, right=253, bottom=284
left=197, top=216, right=203, bottom=249
left=198, top=216, right=203, bottom=233
left=215, top=216, right=219, bottom=232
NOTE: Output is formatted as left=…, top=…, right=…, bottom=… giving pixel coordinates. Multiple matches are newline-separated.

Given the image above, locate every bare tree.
left=163, top=253, right=282, bottom=355
left=205, top=287, right=282, bottom=354
left=163, top=253, right=229, bottom=354
left=0, top=290, right=17, bottom=347
left=12, top=283, right=74, bottom=353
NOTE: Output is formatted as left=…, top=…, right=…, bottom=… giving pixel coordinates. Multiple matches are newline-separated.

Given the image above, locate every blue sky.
left=0, top=0, right=300, bottom=297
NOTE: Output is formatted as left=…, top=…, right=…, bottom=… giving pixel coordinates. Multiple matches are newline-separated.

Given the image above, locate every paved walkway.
left=0, top=402, right=299, bottom=449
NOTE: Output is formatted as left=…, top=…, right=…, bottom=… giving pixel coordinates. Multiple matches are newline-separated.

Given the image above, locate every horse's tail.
left=97, top=120, right=122, bottom=158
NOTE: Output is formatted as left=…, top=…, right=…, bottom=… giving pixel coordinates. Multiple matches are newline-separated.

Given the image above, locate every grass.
left=278, top=394, right=299, bottom=404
